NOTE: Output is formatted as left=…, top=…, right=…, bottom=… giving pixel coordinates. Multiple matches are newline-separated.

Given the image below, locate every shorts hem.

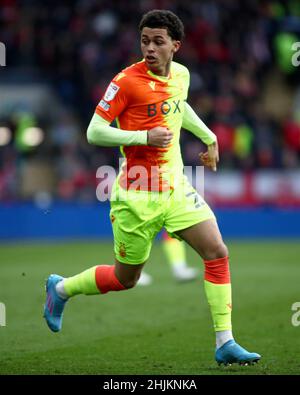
left=114, top=255, right=150, bottom=265
left=167, top=213, right=216, bottom=236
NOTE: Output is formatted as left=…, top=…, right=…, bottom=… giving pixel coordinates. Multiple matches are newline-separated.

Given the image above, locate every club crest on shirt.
left=104, top=82, right=120, bottom=102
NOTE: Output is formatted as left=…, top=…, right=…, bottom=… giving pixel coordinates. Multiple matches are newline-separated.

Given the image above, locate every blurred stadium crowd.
left=0, top=0, right=300, bottom=203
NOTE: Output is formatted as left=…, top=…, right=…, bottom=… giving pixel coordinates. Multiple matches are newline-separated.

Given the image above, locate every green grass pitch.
left=0, top=240, right=300, bottom=375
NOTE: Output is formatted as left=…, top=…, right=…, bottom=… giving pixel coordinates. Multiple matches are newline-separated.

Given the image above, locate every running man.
left=44, top=9, right=261, bottom=366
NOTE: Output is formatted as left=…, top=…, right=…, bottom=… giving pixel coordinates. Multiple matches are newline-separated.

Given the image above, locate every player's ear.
left=172, top=41, right=181, bottom=53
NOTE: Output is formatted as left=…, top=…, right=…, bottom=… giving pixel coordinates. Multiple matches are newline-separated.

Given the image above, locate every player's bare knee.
left=203, top=242, right=228, bottom=260
left=217, top=242, right=228, bottom=258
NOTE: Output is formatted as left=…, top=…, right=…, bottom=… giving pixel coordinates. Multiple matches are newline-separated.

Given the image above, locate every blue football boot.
left=215, top=339, right=261, bottom=366
left=43, top=274, right=67, bottom=332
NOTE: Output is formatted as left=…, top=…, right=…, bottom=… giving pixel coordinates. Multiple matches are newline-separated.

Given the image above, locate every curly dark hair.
left=139, top=9, right=184, bottom=41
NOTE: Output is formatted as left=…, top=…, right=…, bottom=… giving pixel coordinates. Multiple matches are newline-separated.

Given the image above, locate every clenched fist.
left=147, top=126, right=173, bottom=148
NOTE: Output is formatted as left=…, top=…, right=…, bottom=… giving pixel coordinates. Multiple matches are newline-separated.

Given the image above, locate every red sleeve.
left=95, top=73, right=129, bottom=123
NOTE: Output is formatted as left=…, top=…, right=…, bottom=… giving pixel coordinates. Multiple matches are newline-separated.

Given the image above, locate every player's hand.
left=147, top=127, right=173, bottom=148
left=199, top=141, right=219, bottom=171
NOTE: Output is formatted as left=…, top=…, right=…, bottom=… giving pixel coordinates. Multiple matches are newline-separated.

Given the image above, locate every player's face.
left=141, top=27, right=181, bottom=76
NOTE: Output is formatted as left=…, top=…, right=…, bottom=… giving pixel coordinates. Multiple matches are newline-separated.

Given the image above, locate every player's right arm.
left=87, top=114, right=172, bottom=148
left=87, top=113, right=147, bottom=147
left=87, top=73, right=172, bottom=148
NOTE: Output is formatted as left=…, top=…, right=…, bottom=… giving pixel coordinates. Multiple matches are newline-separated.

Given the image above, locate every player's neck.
left=148, top=60, right=172, bottom=77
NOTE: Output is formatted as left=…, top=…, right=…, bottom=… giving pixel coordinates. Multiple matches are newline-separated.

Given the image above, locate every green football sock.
left=63, top=266, right=99, bottom=297
left=204, top=280, right=232, bottom=332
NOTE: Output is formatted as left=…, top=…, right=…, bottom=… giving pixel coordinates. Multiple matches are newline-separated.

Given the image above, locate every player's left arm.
left=182, top=101, right=219, bottom=171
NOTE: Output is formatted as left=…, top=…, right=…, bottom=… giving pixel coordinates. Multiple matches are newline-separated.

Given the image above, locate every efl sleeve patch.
left=104, top=82, right=120, bottom=102
left=95, top=75, right=128, bottom=122
left=98, top=99, right=110, bottom=111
